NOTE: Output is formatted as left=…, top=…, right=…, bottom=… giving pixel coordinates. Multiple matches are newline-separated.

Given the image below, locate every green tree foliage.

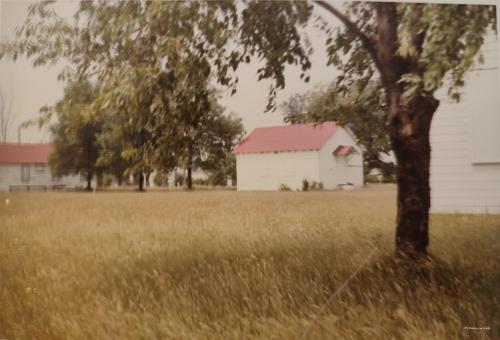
left=96, top=110, right=129, bottom=186
left=4, top=1, right=494, bottom=118
left=0, top=1, right=313, bottom=109
left=202, top=112, right=245, bottom=187
left=2, top=1, right=246, bottom=191
left=208, top=152, right=238, bottom=187
left=159, top=98, right=244, bottom=189
left=98, top=68, right=157, bottom=191
left=199, top=111, right=244, bottom=174
left=46, top=80, right=102, bottom=191
left=73, top=1, right=246, bottom=190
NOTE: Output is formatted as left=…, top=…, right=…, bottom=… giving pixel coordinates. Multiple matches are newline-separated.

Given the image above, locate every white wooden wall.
left=430, top=33, right=500, bottom=213
left=0, top=163, right=83, bottom=191
left=236, top=150, right=320, bottom=191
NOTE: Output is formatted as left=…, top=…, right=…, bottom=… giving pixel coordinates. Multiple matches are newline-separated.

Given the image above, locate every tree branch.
left=0, top=89, right=14, bottom=143
left=314, top=1, right=378, bottom=65
left=373, top=2, right=403, bottom=118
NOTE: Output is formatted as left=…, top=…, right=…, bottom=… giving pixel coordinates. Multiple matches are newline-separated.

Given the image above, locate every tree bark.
left=97, top=173, right=103, bottom=188
left=138, top=172, right=145, bottom=191
left=86, top=172, right=93, bottom=192
left=372, top=2, right=439, bottom=259
left=389, top=95, right=439, bottom=259
left=186, top=142, right=193, bottom=190
left=186, top=166, right=192, bottom=190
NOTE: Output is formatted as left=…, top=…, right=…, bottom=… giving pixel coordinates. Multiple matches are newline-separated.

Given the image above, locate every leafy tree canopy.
left=46, top=79, right=102, bottom=191
left=314, top=2, right=496, bottom=103
left=1, top=1, right=496, bottom=114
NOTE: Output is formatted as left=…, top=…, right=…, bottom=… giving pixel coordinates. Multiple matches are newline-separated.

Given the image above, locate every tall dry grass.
left=0, top=186, right=498, bottom=339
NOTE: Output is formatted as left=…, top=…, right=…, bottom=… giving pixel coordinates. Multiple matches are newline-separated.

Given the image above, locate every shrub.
left=279, top=183, right=291, bottom=191
left=309, top=181, right=324, bottom=191
left=193, top=178, right=210, bottom=186
left=302, top=179, right=309, bottom=191
left=153, top=172, right=169, bottom=187
left=207, top=172, right=226, bottom=186
left=382, top=174, right=397, bottom=183
left=365, top=174, right=381, bottom=184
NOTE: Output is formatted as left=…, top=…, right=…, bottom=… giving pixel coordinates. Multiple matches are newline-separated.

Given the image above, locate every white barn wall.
left=0, top=163, right=83, bottom=191
left=236, top=150, right=320, bottom=191
left=318, top=127, right=363, bottom=187
left=430, top=33, right=500, bottom=213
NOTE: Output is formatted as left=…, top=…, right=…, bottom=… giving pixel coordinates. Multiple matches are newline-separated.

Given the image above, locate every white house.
left=0, top=143, right=83, bottom=191
left=234, top=122, right=363, bottom=191
left=430, top=32, right=500, bottom=213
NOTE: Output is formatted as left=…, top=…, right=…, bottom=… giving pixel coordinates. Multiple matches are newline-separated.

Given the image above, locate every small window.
left=21, top=164, right=30, bottom=182
left=35, top=163, right=45, bottom=174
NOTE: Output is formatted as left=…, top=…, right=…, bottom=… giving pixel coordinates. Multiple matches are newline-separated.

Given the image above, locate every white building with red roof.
left=0, top=143, right=83, bottom=191
left=233, top=122, right=363, bottom=191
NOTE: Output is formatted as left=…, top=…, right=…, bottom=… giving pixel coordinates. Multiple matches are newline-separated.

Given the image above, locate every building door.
left=335, top=156, right=347, bottom=185
left=21, top=164, right=30, bottom=182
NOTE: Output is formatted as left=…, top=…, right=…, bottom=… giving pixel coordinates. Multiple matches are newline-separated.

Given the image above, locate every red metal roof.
left=233, top=122, right=337, bottom=154
left=0, top=143, right=53, bottom=164
left=333, top=145, right=355, bottom=156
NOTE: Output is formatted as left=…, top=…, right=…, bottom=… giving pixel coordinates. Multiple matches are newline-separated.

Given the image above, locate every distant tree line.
left=41, top=79, right=244, bottom=191
left=7, top=2, right=246, bottom=191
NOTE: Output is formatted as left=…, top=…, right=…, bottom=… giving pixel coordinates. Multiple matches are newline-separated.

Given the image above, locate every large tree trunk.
left=316, top=1, right=442, bottom=261
left=186, top=143, right=193, bottom=190
left=389, top=95, right=439, bottom=259
left=138, top=172, right=145, bottom=191
left=86, top=172, right=93, bottom=192
left=373, top=3, right=440, bottom=260
left=186, top=166, right=192, bottom=190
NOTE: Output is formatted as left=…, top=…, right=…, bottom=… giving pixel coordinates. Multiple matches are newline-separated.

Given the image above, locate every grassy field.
left=0, top=185, right=498, bottom=339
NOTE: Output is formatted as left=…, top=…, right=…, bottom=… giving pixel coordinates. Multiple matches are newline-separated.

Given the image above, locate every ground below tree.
left=0, top=186, right=498, bottom=339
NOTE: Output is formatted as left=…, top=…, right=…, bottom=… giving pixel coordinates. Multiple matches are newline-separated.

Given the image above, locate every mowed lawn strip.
left=0, top=186, right=498, bottom=339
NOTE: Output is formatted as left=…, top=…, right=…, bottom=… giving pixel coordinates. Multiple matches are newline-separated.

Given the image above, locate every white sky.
left=0, top=0, right=498, bottom=143
left=0, top=0, right=342, bottom=143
